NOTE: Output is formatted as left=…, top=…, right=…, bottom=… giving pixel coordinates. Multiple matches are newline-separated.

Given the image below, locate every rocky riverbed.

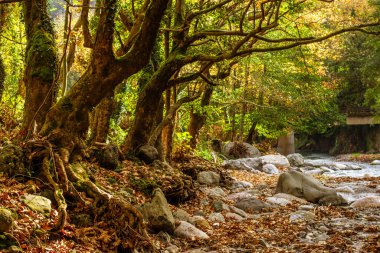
left=0, top=153, right=379, bottom=252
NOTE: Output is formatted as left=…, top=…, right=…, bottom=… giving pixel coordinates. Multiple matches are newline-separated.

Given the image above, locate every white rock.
left=201, top=187, right=226, bottom=198
left=225, top=212, right=245, bottom=221
left=261, top=154, right=290, bottom=167
left=304, top=169, right=324, bottom=175
left=231, top=181, right=253, bottom=189
left=197, top=171, right=220, bottom=186
left=174, top=221, right=209, bottom=240
left=21, top=194, right=51, bottom=214
left=226, top=190, right=258, bottom=202
left=334, top=163, right=347, bottom=170
left=335, top=186, right=355, bottom=194
left=289, top=210, right=316, bottom=222
left=208, top=212, right=225, bottom=223
left=266, top=196, right=291, bottom=206
left=287, top=153, right=304, bottom=167
left=262, top=164, right=279, bottom=174
left=350, top=196, right=380, bottom=208
left=370, top=160, right=380, bottom=165
left=228, top=205, right=248, bottom=218
left=273, top=193, right=309, bottom=204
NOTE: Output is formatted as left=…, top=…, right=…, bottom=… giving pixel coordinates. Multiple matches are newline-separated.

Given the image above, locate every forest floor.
left=0, top=155, right=379, bottom=253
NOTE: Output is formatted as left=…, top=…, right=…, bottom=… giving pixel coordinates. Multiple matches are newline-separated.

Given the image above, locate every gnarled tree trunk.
left=22, top=0, right=58, bottom=135
left=88, top=95, right=115, bottom=143
left=0, top=57, right=4, bottom=100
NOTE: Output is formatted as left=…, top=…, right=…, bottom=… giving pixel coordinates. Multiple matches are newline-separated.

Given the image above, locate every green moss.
left=129, top=175, right=158, bottom=196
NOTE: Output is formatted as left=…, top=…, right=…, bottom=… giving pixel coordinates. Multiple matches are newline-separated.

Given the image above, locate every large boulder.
left=0, top=208, right=14, bottom=233
left=197, top=171, right=220, bottom=186
left=276, top=171, right=347, bottom=205
left=136, top=145, right=159, bottom=164
left=93, top=144, right=119, bottom=170
left=287, top=153, right=304, bottom=167
left=141, top=188, right=175, bottom=234
left=21, top=194, right=52, bottom=214
left=222, top=142, right=261, bottom=159
left=261, top=154, right=290, bottom=168
left=350, top=196, right=380, bottom=208
left=223, top=158, right=262, bottom=171
left=174, top=221, right=209, bottom=240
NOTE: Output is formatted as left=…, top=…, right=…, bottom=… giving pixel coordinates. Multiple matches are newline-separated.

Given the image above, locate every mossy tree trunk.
left=39, top=0, right=170, bottom=143
left=88, top=95, right=115, bottom=143
left=22, top=0, right=58, bottom=135
left=0, top=57, right=4, bottom=101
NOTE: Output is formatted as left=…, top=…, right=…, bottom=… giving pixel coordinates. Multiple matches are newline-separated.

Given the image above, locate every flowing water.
left=303, top=153, right=380, bottom=178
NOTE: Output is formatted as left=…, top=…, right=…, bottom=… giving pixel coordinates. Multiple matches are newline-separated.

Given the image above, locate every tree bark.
left=40, top=0, right=170, bottom=142
left=22, top=0, right=58, bottom=135
left=88, top=95, right=115, bottom=143
left=0, top=57, right=4, bottom=101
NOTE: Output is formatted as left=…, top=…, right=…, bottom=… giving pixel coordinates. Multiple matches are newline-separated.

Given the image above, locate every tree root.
left=25, top=138, right=156, bottom=252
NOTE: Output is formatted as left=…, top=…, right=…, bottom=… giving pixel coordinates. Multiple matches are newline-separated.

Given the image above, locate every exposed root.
left=25, top=137, right=156, bottom=252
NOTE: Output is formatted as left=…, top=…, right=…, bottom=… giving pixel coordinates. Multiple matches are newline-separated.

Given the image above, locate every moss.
left=129, top=175, right=158, bottom=196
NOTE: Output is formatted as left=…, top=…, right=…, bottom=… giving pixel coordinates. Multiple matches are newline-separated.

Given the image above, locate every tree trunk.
left=22, top=0, right=58, bottom=135
left=39, top=0, right=170, bottom=142
left=0, top=57, right=4, bottom=101
left=163, top=87, right=176, bottom=162
left=88, top=95, right=115, bottom=143
left=188, top=85, right=213, bottom=149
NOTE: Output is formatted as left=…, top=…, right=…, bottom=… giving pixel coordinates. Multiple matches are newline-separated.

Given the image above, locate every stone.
left=226, top=190, right=258, bottom=202
left=222, top=142, right=261, bottom=159
left=228, top=206, right=248, bottom=218
left=0, top=208, right=13, bottom=233
left=333, top=163, right=347, bottom=170
left=370, top=160, right=380, bottom=165
left=304, top=169, right=325, bottom=175
left=276, top=171, right=348, bottom=205
left=261, top=154, right=290, bottom=167
left=230, top=180, right=253, bottom=189
left=22, top=194, right=52, bottom=214
left=201, top=187, right=226, bottom=198
left=174, top=221, right=209, bottom=240
left=350, top=196, right=380, bottom=208
left=212, top=200, right=228, bottom=212
left=93, top=144, right=119, bottom=170
left=266, top=196, right=291, bottom=206
left=289, top=210, right=316, bottom=222
left=272, top=193, right=309, bottom=204
left=136, top=145, right=159, bottom=164
left=141, top=188, right=175, bottom=234
left=287, top=153, right=304, bottom=167
left=189, top=216, right=211, bottom=230
left=208, top=212, right=225, bottom=223
left=223, top=158, right=262, bottom=171
left=235, top=198, right=272, bottom=213
left=262, top=164, right=279, bottom=174
left=299, top=205, right=315, bottom=211
left=225, top=212, right=244, bottom=221
left=173, top=209, right=191, bottom=223
left=335, top=186, right=355, bottom=194
left=163, top=245, right=180, bottom=253
left=197, top=171, right=220, bottom=186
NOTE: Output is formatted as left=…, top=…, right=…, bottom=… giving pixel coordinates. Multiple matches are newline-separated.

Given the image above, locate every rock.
left=208, top=212, right=225, bottom=223
left=335, top=186, right=355, bottom=194
left=272, top=193, right=309, bottom=204
left=276, top=171, right=348, bottom=205
left=262, top=164, right=279, bottom=174
left=228, top=206, right=248, bottom=218
left=222, top=142, right=261, bottom=159
left=136, top=145, right=159, bottom=164
left=197, top=171, right=220, bottom=186
left=261, top=154, right=290, bottom=167
left=225, top=212, right=245, bottom=221
left=174, top=221, right=209, bottom=240
left=72, top=214, right=92, bottom=227
left=201, top=187, right=226, bottom=198
left=0, top=208, right=13, bottom=233
left=226, top=190, right=258, bottom=202
left=189, top=216, right=211, bottom=230
left=320, top=166, right=334, bottom=173
left=156, top=231, right=172, bottom=244
left=163, top=245, right=180, bottom=253
left=230, top=180, right=253, bottom=189
left=21, top=194, right=52, bottom=214
left=223, top=158, right=262, bottom=171
left=93, top=144, right=119, bottom=170
left=235, top=198, right=272, bottom=213
left=304, top=169, right=325, bottom=175
left=173, top=209, right=192, bottom=223
left=350, top=196, right=380, bottom=208
left=299, top=205, right=315, bottom=211
left=287, top=153, right=304, bottom=167
left=333, top=163, right=347, bottom=170
left=0, top=144, right=27, bottom=176
left=141, top=188, right=175, bottom=234
left=289, top=210, right=316, bottom=222
left=266, top=196, right=291, bottom=206
left=370, top=160, right=380, bottom=165
left=212, top=200, right=228, bottom=212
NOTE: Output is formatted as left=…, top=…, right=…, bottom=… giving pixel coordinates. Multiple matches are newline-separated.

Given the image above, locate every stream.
left=303, top=153, right=380, bottom=178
